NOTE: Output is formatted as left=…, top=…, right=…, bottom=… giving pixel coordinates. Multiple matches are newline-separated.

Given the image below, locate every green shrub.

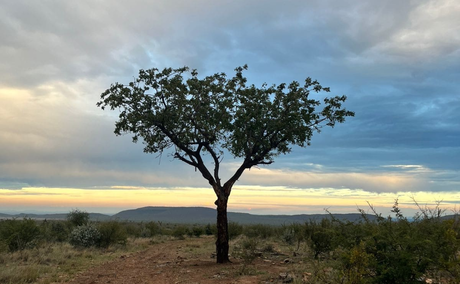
left=97, top=221, right=127, bottom=248
left=191, top=226, right=204, bottom=237
left=67, top=209, right=90, bottom=227
left=0, top=240, right=7, bottom=253
left=280, top=223, right=306, bottom=248
left=311, top=228, right=334, bottom=259
left=39, top=220, right=69, bottom=243
left=69, top=224, right=101, bottom=248
left=50, top=221, right=69, bottom=242
left=235, top=237, right=259, bottom=265
left=204, top=224, right=215, bottom=235
left=228, top=222, right=243, bottom=240
left=0, top=218, right=41, bottom=252
left=171, top=225, right=188, bottom=240
left=243, top=224, right=275, bottom=239
left=359, top=207, right=434, bottom=283
left=340, top=241, right=373, bottom=284
left=138, top=226, right=151, bottom=238
left=124, top=222, right=143, bottom=237
left=280, top=226, right=295, bottom=245
left=145, top=221, right=161, bottom=237
left=326, top=201, right=460, bottom=283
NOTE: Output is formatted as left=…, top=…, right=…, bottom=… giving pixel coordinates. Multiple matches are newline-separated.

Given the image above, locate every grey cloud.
left=0, top=0, right=459, bottom=193
left=1, top=1, right=451, bottom=88
left=0, top=1, right=164, bottom=88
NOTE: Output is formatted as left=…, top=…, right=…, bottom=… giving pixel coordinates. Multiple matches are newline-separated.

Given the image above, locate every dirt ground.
left=66, top=237, right=300, bottom=284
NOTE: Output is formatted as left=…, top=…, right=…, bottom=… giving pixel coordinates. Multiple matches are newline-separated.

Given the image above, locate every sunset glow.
left=1, top=186, right=457, bottom=217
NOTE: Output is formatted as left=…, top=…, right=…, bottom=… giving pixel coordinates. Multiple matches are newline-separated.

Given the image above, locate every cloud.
left=379, top=0, right=460, bottom=61
left=0, top=1, right=165, bottom=89
left=0, top=0, right=458, bottom=203
left=235, top=163, right=458, bottom=193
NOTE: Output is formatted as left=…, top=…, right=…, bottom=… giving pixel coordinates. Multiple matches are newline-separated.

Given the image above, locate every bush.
left=340, top=241, right=373, bottom=283
left=235, top=237, right=259, bottom=265
left=69, top=224, right=101, bottom=248
left=243, top=224, right=275, bottom=239
left=280, top=226, right=295, bottom=245
left=321, top=201, right=460, bottom=283
left=51, top=221, right=70, bottom=242
left=191, top=226, right=204, bottom=237
left=171, top=225, right=188, bottom=240
left=0, top=219, right=41, bottom=252
left=0, top=240, right=7, bottom=253
left=145, top=221, right=161, bottom=237
left=124, top=222, right=143, bottom=238
left=204, top=224, right=215, bottom=235
left=67, top=209, right=90, bottom=227
left=311, top=228, right=334, bottom=259
left=228, top=222, right=243, bottom=240
left=40, top=221, right=69, bottom=242
left=97, top=221, right=127, bottom=248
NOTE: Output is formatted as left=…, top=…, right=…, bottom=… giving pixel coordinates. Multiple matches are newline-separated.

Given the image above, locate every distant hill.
left=6, top=206, right=457, bottom=225
left=112, top=206, right=377, bottom=225
left=0, top=206, right=375, bottom=224
left=0, top=213, right=11, bottom=218
left=112, top=206, right=216, bottom=223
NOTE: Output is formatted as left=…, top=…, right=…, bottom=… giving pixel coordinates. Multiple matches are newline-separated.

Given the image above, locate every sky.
left=1, top=0, right=459, bottom=216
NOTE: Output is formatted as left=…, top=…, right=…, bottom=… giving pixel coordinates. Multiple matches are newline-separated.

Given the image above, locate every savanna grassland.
left=1, top=204, right=459, bottom=284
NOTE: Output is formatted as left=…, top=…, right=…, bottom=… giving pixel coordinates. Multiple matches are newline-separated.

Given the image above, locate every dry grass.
left=180, top=236, right=215, bottom=258
left=0, top=238, right=153, bottom=284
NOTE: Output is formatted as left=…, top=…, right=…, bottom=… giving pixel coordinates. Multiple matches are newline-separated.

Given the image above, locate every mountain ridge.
left=0, top=206, right=381, bottom=224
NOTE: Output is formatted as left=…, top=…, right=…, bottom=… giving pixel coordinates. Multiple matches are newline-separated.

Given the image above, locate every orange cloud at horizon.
left=0, top=187, right=214, bottom=209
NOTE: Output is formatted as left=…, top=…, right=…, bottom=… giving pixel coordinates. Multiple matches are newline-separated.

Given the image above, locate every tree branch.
left=194, top=153, right=218, bottom=195
left=174, top=152, right=197, bottom=167
left=203, top=143, right=222, bottom=187
left=223, top=159, right=251, bottom=196
left=308, top=117, right=328, bottom=128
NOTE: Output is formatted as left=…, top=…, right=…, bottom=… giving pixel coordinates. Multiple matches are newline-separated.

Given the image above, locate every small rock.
left=279, top=273, right=294, bottom=283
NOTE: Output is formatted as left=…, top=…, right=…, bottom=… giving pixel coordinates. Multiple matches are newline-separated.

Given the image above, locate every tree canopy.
left=97, top=65, right=354, bottom=191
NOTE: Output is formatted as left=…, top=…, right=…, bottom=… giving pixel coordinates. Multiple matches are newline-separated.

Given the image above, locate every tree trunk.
left=215, top=196, right=230, bottom=263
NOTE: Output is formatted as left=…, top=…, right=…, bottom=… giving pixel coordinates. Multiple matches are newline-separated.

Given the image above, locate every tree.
left=97, top=65, right=354, bottom=263
left=67, top=209, right=90, bottom=227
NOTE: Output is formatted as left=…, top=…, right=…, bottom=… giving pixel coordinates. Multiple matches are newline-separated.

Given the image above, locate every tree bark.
left=215, top=195, right=230, bottom=263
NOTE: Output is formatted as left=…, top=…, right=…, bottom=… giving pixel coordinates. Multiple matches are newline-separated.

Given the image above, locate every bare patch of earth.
left=66, top=237, right=298, bottom=284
